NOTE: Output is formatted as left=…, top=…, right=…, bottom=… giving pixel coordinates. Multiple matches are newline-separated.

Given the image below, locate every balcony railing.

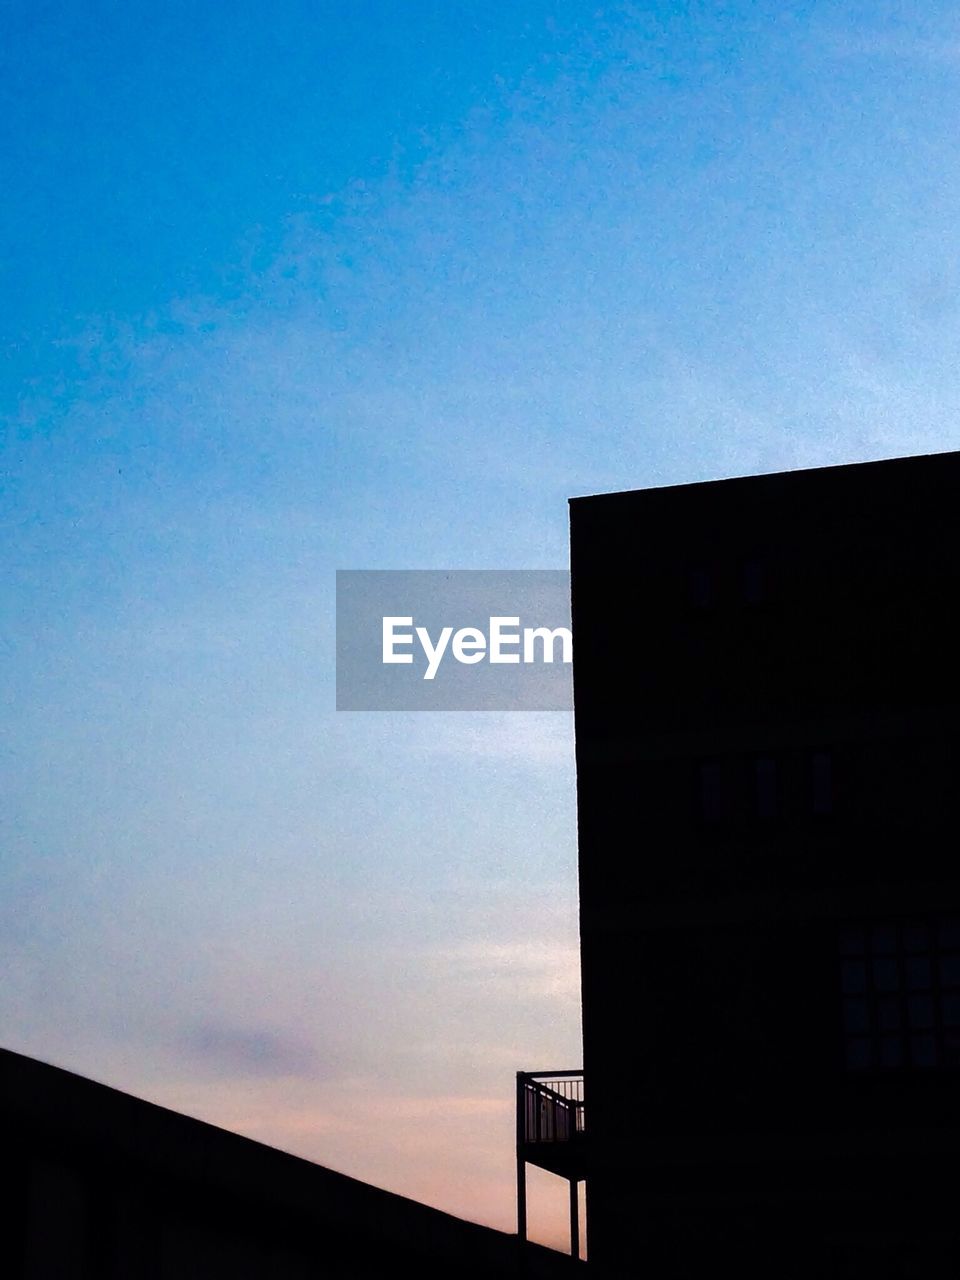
left=519, top=1071, right=584, bottom=1146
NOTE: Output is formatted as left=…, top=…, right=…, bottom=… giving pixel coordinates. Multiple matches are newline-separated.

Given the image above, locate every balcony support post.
left=516, top=1072, right=527, bottom=1244
left=569, top=1177, right=579, bottom=1261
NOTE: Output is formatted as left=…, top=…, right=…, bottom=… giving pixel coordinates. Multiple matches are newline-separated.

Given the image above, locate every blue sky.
left=4, top=0, right=960, bottom=1249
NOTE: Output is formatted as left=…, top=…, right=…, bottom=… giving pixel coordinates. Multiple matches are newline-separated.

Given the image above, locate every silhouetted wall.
left=571, top=452, right=960, bottom=1280
left=3, top=1048, right=582, bottom=1279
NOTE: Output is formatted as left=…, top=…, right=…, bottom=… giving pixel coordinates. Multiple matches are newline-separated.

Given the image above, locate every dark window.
left=840, top=918, right=960, bottom=1071
left=698, top=760, right=725, bottom=821
left=877, top=997, right=900, bottom=1030
left=879, top=1036, right=903, bottom=1068
left=812, top=751, right=833, bottom=815
left=840, top=928, right=865, bottom=955
left=842, top=961, right=867, bottom=994
left=742, top=558, right=765, bottom=605
left=754, top=757, right=777, bottom=818
left=688, top=565, right=713, bottom=609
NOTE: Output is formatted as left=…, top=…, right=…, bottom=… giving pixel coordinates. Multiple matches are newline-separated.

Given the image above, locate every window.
left=755, top=757, right=777, bottom=818
left=698, top=760, right=725, bottom=822
left=840, top=919, right=960, bottom=1071
left=688, top=564, right=714, bottom=609
left=812, top=751, right=833, bottom=816
left=741, top=557, right=765, bottom=605
left=693, top=750, right=835, bottom=828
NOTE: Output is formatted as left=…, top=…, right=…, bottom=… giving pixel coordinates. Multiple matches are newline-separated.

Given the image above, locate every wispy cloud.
left=179, top=1022, right=321, bottom=1079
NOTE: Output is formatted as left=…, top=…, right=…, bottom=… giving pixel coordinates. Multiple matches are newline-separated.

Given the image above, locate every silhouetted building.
left=566, top=451, right=960, bottom=1279
left=4, top=1047, right=583, bottom=1278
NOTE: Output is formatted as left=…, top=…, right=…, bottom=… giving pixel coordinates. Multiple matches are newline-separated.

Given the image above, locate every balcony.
left=516, top=1070, right=586, bottom=1258
left=517, top=1071, right=585, bottom=1178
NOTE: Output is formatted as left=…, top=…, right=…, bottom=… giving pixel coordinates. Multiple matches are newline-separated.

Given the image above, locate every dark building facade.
left=569, top=452, right=960, bottom=1280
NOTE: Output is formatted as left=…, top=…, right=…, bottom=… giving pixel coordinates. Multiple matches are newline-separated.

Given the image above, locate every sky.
left=3, top=0, right=960, bottom=1253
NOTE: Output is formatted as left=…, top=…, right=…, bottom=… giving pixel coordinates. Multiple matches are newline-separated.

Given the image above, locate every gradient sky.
left=4, top=0, right=960, bottom=1252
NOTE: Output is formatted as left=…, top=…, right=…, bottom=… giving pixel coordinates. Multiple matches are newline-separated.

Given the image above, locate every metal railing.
left=518, top=1071, right=585, bottom=1144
